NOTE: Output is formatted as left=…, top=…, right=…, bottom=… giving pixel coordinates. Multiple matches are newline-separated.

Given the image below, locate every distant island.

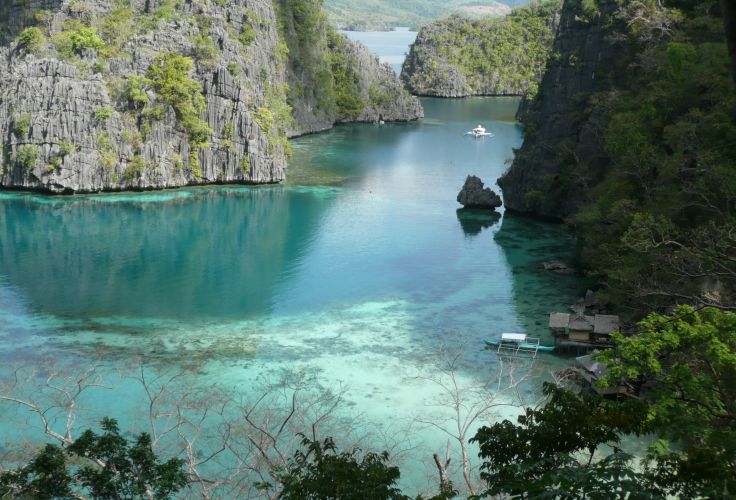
left=324, top=0, right=513, bottom=31
left=401, top=0, right=561, bottom=97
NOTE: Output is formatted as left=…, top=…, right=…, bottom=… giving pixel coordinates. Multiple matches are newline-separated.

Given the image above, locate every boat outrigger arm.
left=485, top=332, right=556, bottom=358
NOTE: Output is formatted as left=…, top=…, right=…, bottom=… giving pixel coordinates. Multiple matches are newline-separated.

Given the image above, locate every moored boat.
left=484, top=339, right=556, bottom=352
left=485, top=332, right=556, bottom=357
left=466, top=124, right=494, bottom=138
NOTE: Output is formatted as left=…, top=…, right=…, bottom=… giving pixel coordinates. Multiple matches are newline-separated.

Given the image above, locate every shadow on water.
left=0, top=187, right=332, bottom=321
left=455, top=208, right=501, bottom=237
left=493, top=213, right=589, bottom=340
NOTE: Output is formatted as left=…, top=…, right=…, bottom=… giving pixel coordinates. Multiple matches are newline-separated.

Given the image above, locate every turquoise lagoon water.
left=0, top=98, right=583, bottom=493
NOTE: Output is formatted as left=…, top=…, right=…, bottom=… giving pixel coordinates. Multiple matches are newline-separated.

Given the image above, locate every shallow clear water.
left=0, top=97, right=583, bottom=493
left=342, top=28, right=417, bottom=74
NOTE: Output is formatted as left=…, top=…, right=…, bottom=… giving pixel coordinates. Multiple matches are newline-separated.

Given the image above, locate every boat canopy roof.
left=501, top=332, right=526, bottom=342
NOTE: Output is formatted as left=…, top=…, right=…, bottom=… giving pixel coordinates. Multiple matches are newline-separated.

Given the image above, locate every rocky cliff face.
left=401, top=2, right=560, bottom=97
left=275, top=0, right=422, bottom=137
left=497, top=0, right=629, bottom=218
left=0, top=0, right=421, bottom=194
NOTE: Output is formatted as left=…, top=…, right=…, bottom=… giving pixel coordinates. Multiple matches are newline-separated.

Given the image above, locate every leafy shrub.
left=0, top=418, right=187, bottom=499
left=59, top=141, right=76, bottom=156
left=94, top=105, right=114, bottom=120
left=579, top=0, right=600, bottom=20
left=254, top=107, right=274, bottom=135
left=147, top=52, right=211, bottom=150
left=13, top=115, right=31, bottom=138
left=126, top=74, right=150, bottom=109
left=171, top=153, right=184, bottom=171
left=221, top=121, right=234, bottom=150
left=124, top=155, right=145, bottom=180
left=16, top=27, right=46, bottom=54
left=15, top=144, right=41, bottom=171
left=192, top=34, right=218, bottom=67
left=52, top=20, right=106, bottom=58
left=67, top=1, right=95, bottom=23
left=99, top=7, right=134, bottom=49
left=142, top=104, right=167, bottom=122
left=239, top=23, right=256, bottom=46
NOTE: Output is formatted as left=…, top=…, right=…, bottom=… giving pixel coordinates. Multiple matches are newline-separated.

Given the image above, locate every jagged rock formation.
left=497, top=0, right=625, bottom=218
left=401, top=1, right=560, bottom=97
left=456, top=175, right=502, bottom=210
left=0, top=0, right=421, bottom=194
left=276, top=0, right=422, bottom=137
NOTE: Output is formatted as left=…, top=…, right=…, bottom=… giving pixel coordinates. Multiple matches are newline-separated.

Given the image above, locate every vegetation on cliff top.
left=401, top=0, right=561, bottom=97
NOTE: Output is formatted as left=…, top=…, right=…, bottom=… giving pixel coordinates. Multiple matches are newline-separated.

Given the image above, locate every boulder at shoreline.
left=457, top=176, right=502, bottom=210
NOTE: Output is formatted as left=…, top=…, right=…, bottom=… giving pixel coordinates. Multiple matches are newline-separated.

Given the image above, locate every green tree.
left=277, top=436, right=409, bottom=499
left=0, top=418, right=188, bottom=500
left=599, top=306, right=736, bottom=497
left=471, top=384, right=650, bottom=498
left=16, top=27, right=47, bottom=54
left=327, top=31, right=365, bottom=119
left=0, top=444, right=74, bottom=499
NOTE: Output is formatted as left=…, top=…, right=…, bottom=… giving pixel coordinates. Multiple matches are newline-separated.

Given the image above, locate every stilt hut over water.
left=548, top=306, right=620, bottom=351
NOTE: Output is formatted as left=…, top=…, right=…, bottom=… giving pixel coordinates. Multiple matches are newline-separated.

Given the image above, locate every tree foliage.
left=277, top=436, right=408, bottom=499
left=471, top=383, right=650, bottom=498
left=15, top=144, right=41, bottom=171
left=275, top=0, right=368, bottom=124
left=52, top=20, right=106, bottom=59
left=146, top=52, right=212, bottom=151
left=16, top=26, right=46, bottom=54
left=599, top=305, right=736, bottom=497
left=327, top=30, right=366, bottom=119
left=0, top=418, right=187, bottom=500
left=470, top=307, right=736, bottom=498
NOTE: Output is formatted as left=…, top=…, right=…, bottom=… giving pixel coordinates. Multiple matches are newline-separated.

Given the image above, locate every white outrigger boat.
left=466, top=124, right=493, bottom=138
left=485, top=332, right=556, bottom=358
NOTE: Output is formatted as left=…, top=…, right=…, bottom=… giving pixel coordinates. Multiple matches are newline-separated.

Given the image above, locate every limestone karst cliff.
left=400, top=1, right=560, bottom=98
left=498, top=0, right=736, bottom=314
left=0, top=0, right=422, bottom=193
left=497, top=0, right=624, bottom=218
